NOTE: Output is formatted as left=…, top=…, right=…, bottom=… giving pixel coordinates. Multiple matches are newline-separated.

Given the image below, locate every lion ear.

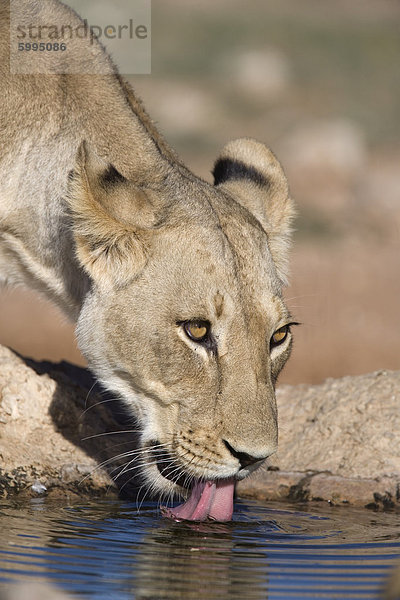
left=66, top=141, right=148, bottom=288
left=213, top=138, right=295, bottom=285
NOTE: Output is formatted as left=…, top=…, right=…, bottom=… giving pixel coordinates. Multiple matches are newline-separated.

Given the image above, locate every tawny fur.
left=0, top=0, right=295, bottom=499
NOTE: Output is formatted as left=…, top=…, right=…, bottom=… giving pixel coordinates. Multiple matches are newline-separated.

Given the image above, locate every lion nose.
left=223, top=440, right=262, bottom=469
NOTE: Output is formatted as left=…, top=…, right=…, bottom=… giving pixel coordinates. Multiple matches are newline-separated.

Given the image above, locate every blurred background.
left=1, top=0, right=399, bottom=384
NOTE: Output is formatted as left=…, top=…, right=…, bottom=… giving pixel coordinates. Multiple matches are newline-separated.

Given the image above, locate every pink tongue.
left=163, top=479, right=235, bottom=522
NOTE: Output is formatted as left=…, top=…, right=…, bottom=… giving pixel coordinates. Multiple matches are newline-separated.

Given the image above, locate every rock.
left=238, top=370, right=400, bottom=508
left=275, top=370, right=400, bottom=479
left=1, top=344, right=399, bottom=508
left=0, top=345, right=139, bottom=499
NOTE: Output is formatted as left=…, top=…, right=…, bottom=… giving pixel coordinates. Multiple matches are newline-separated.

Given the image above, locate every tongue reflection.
left=163, top=478, right=235, bottom=522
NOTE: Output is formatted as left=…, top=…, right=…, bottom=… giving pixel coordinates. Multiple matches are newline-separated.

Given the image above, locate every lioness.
left=0, top=0, right=295, bottom=521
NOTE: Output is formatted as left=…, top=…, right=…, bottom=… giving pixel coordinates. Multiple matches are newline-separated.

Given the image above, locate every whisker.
left=78, top=443, right=169, bottom=485
left=81, top=430, right=141, bottom=441
left=113, top=454, right=178, bottom=483
left=135, top=468, right=165, bottom=511
left=80, top=396, right=121, bottom=417
left=284, top=293, right=322, bottom=301
left=84, top=380, right=98, bottom=410
left=135, top=482, right=150, bottom=514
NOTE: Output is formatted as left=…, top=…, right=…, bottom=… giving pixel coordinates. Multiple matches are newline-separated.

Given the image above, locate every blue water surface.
left=0, top=497, right=399, bottom=599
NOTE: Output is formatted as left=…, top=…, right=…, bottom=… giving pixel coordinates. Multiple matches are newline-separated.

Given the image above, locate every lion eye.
left=271, top=325, right=289, bottom=347
left=183, top=320, right=209, bottom=342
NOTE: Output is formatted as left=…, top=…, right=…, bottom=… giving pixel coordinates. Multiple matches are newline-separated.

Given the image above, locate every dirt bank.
left=1, top=344, right=398, bottom=509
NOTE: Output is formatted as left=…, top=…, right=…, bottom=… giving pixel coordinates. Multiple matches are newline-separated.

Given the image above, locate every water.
left=0, top=498, right=399, bottom=599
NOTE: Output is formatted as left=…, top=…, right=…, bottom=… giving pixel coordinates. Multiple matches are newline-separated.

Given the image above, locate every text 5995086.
left=18, top=42, right=67, bottom=51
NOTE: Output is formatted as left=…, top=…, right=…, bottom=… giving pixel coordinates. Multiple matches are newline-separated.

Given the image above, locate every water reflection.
left=134, top=520, right=268, bottom=599
left=0, top=499, right=399, bottom=599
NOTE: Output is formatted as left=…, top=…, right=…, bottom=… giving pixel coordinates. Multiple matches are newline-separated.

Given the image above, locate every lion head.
left=67, top=137, right=295, bottom=520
